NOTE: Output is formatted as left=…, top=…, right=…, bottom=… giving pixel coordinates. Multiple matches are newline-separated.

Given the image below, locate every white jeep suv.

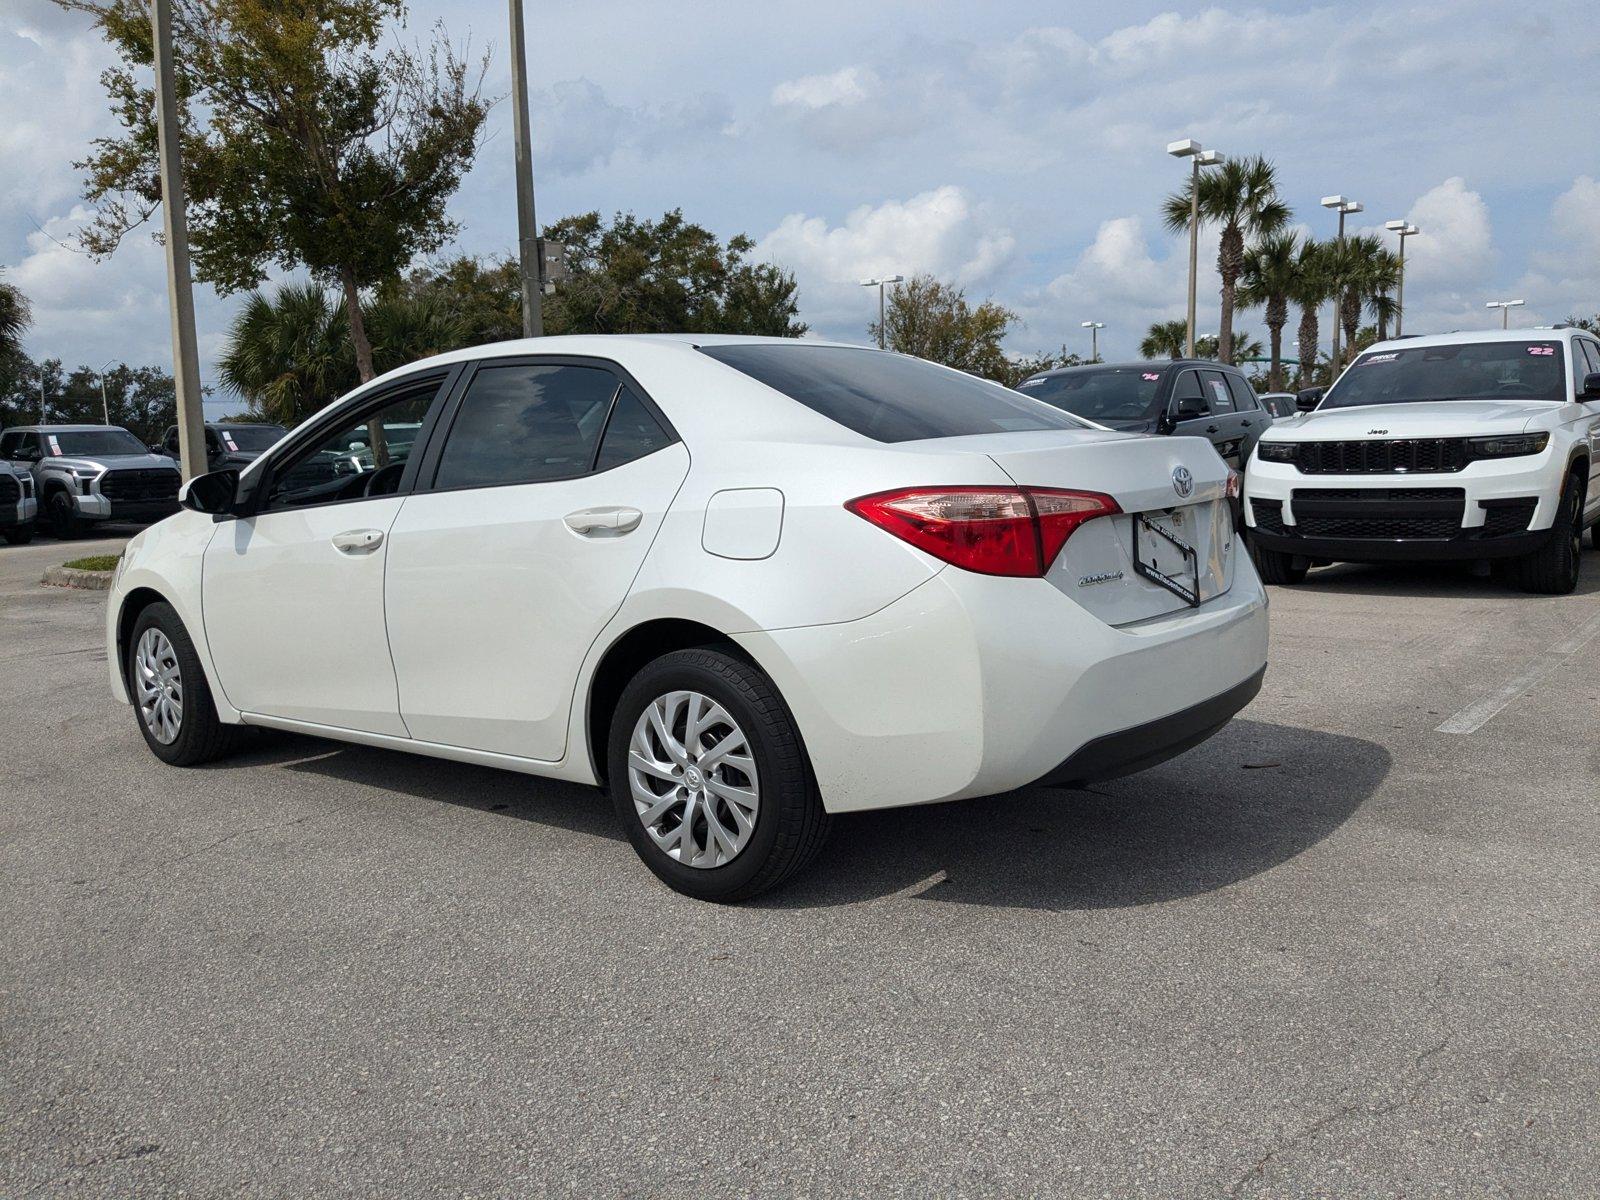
left=1245, top=327, right=1600, bottom=593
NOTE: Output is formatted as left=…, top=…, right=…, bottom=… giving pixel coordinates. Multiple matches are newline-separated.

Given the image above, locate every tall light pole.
left=861, top=275, right=904, bottom=349
left=97, top=359, right=116, bottom=426
left=150, top=0, right=207, bottom=482
left=1485, top=299, right=1526, bottom=329
left=1168, top=140, right=1223, bottom=359
left=1081, top=320, right=1105, bottom=363
left=509, top=0, right=543, bottom=337
left=1384, top=220, right=1419, bottom=337
left=1321, top=195, right=1363, bottom=376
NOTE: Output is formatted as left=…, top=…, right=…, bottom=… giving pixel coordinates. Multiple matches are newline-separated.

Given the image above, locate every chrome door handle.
left=332, top=528, right=384, bottom=555
left=564, top=506, right=643, bottom=536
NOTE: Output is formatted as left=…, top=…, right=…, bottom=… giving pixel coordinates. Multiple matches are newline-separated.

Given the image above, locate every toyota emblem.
left=1171, top=466, right=1194, bottom=498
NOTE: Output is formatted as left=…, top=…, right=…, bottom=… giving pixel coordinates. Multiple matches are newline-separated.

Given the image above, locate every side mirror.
left=1295, top=387, right=1325, bottom=412
left=1582, top=372, right=1600, bottom=400
left=1173, top=399, right=1206, bottom=421
left=179, top=468, right=239, bottom=516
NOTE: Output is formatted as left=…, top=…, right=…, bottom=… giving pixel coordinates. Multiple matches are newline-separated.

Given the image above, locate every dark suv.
left=1017, top=360, right=1269, bottom=468
left=158, top=421, right=288, bottom=471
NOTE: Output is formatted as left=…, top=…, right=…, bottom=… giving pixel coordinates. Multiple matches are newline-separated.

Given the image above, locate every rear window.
left=699, top=344, right=1087, bottom=443
left=1016, top=367, right=1163, bottom=423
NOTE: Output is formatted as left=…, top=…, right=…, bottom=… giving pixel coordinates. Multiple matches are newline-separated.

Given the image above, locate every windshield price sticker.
left=1528, top=345, right=1557, bottom=356
left=47, top=435, right=62, bottom=455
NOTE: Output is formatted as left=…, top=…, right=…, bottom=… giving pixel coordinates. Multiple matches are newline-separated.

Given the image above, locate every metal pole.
left=509, top=0, right=543, bottom=338
left=100, top=374, right=109, bottom=426
left=1091, top=326, right=1098, bottom=362
left=1395, top=234, right=1406, bottom=338
left=877, top=282, right=886, bottom=350
left=1329, top=208, right=1346, bottom=377
left=1502, top=306, right=1509, bottom=330
left=151, top=0, right=207, bottom=482
left=1185, top=157, right=1199, bottom=359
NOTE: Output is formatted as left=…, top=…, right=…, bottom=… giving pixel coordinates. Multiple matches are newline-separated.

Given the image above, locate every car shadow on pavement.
left=766, top=718, right=1389, bottom=912
left=1284, top=559, right=1600, bottom=599
left=211, top=718, right=1386, bottom=913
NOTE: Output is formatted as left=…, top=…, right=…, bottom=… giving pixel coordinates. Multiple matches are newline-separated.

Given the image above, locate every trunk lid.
left=912, top=429, right=1237, bottom=624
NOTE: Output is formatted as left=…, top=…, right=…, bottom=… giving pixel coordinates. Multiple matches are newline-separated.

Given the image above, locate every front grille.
left=1251, top=499, right=1286, bottom=535
left=1294, top=439, right=1469, bottom=474
left=0, top=472, right=18, bottom=506
left=1290, top=487, right=1464, bottom=540
left=1477, top=498, right=1538, bottom=538
left=100, top=468, right=180, bottom=503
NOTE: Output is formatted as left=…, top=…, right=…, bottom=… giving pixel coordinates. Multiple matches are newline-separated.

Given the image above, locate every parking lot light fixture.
left=1169, top=138, right=1223, bottom=359
left=1081, top=320, right=1105, bottom=362
left=861, top=275, right=904, bottom=349
left=1485, top=299, right=1526, bottom=329
left=1385, top=221, right=1420, bottom=337
left=1322, top=195, right=1363, bottom=374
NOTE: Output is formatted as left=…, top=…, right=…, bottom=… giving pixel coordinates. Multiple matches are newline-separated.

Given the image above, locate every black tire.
left=45, top=490, right=82, bottom=540
left=1511, top=474, right=1583, bottom=595
left=127, top=601, right=242, bottom=766
left=1249, top=537, right=1308, bottom=585
left=3, top=523, right=32, bottom=545
left=607, top=647, right=830, bottom=903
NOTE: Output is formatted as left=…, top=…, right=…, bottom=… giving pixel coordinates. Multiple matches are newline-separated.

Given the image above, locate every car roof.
left=6, top=424, right=129, bottom=433
left=1361, top=326, right=1587, bottom=354
left=1025, top=358, right=1229, bottom=380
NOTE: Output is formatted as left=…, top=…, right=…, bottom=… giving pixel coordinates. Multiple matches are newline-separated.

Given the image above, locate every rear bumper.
left=735, top=562, right=1269, bottom=814
left=1035, top=666, right=1265, bottom=787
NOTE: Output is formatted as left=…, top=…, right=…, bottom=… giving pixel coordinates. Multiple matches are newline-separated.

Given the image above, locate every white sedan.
left=107, top=335, right=1269, bottom=901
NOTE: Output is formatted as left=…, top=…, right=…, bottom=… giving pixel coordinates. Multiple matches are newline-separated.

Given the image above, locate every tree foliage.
left=1140, top=320, right=1188, bottom=360
left=1239, top=230, right=1300, bottom=390
left=58, top=0, right=490, bottom=384
left=0, top=356, right=179, bottom=445
left=1163, top=155, right=1290, bottom=366
left=0, top=269, right=31, bottom=365
left=871, top=274, right=1018, bottom=382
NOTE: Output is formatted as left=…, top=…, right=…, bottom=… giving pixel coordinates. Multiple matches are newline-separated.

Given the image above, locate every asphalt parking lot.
left=3, top=533, right=1597, bottom=1198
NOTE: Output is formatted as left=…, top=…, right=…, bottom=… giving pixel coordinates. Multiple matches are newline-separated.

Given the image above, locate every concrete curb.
left=41, top=565, right=114, bottom=591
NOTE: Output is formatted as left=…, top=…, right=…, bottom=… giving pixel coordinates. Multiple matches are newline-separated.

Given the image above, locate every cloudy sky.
left=4, top=0, right=1599, bottom=411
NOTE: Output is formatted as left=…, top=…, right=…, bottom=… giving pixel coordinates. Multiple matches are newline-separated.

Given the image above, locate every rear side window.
left=1201, top=370, right=1236, bottom=412
left=435, top=364, right=620, bottom=489
left=1225, top=374, right=1258, bottom=411
left=595, top=386, right=674, bottom=472
left=699, top=344, right=1086, bottom=443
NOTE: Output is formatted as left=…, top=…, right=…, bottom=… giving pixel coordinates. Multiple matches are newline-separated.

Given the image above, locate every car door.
left=1223, top=371, right=1267, bottom=460
left=200, top=370, right=454, bottom=735
left=383, top=356, right=690, bottom=761
left=1166, top=370, right=1224, bottom=458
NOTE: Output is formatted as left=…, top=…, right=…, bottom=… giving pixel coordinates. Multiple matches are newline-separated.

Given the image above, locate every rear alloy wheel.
left=608, top=647, right=829, bottom=902
left=128, top=601, right=241, bottom=766
left=1249, top=537, right=1308, bottom=585
left=1511, top=474, right=1583, bottom=595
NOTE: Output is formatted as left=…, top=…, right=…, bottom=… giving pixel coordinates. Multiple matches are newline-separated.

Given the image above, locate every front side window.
left=433, top=364, right=621, bottom=490
left=1324, top=340, right=1568, bottom=408
left=49, top=428, right=147, bottom=457
left=264, top=381, right=441, bottom=510
left=1580, top=339, right=1600, bottom=383
left=0, top=432, right=19, bottom=459
left=1170, top=371, right=1208, bottom=414
left=700, top=345, right=1087, bottom=443
left=1016, top=367, right=1164, bottom=424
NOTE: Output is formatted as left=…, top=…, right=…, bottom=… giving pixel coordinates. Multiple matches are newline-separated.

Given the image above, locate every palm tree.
left=219, top=282, right=467, bottom=427
left=1140, top=320, right=1188, bottom=360
left=1238, top=231, right=1299, bottom=391
left=0, top=269, right=31, bottom=362
left=1196, top=330, right=1264, bottom=361
left=1163, top=155, right=1291, bottom=366
left=1289, top=239, right=1334, bottom=389
left=1332, top=235, right=1398, bottom=362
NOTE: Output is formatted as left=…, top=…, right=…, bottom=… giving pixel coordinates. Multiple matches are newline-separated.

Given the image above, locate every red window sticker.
left=1142, top=372, right=1161, bottom=381
left=47, top=435, right=62, bottom=455
left=1527, top=345, right=1556, bottom=356
left=222, top=432, right=238, bottom=451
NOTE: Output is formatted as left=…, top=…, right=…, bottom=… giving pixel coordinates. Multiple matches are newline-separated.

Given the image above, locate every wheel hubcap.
left=628, top=690, right=759, bottom=869
left=134, top=628, right=183, bottom=745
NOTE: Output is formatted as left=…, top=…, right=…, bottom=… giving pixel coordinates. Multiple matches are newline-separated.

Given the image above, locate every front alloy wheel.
left=628, top=690, right=760, bottom=869
left=134, top=626, right=184, bottom=744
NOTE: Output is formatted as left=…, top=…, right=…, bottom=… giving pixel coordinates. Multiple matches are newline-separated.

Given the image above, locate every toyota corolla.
left=107, top=335, right=1268, bottom=900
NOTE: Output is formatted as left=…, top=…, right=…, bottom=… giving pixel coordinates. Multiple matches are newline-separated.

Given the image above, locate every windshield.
left=1016, top=367, right=1164, bottom=423
left=214, top=424, right=286, bottom=451
left=1324, top=341, right=1568, bottom=408
left=50, top=429, right=148, bottom=457
left=700, top=345, right=1088, bottom=443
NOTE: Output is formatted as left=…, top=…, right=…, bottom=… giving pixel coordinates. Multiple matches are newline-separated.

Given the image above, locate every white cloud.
left=755, top=186, right=1016, bottom=334
left=771, top=66, right=877, bottom=110
left=1399, top=177, right=1494, bottom=287
left=1549, top=176, right=1600, bottom=260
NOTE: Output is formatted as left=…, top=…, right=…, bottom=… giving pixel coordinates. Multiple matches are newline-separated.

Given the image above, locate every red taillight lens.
left=845, top=486, right=1121, bottom=577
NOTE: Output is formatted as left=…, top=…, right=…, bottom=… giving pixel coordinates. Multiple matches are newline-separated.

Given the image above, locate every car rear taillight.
left=845, top=486, right=1121, bottom=577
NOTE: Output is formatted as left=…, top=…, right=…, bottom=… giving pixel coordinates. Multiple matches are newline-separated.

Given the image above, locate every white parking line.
left=1436, top=610, right=1600, bottom=735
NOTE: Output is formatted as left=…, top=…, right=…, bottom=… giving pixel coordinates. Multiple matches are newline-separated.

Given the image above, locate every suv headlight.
left=1256, top=441, right=1297, bottom=463
left=1466, top=432, right=1549, bottom=459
